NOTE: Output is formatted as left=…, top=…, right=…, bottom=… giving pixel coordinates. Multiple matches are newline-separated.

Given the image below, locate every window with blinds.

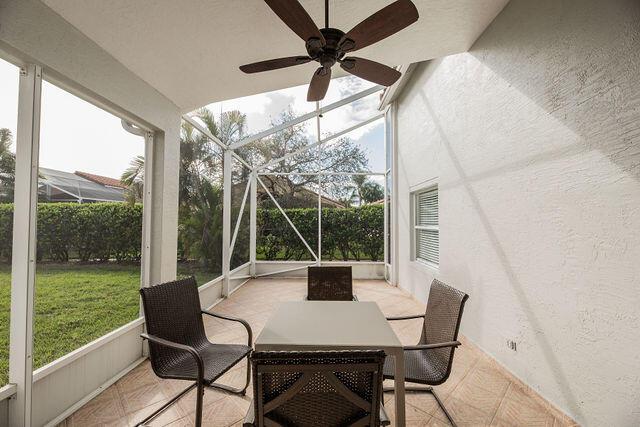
left=414, top=187, right=439, bottom=266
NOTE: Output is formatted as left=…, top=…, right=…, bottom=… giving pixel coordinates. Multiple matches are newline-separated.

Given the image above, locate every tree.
left=0, top=129, right=16, bottom=203
left=360, top=181, right=384, bottom=205
left=248, top=109, right=368, bottom=207
left=120, top=155, right=144, bottom=204
left=345, top=175, right=384, bottom=206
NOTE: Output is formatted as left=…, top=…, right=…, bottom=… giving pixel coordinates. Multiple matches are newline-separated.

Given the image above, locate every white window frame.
left=411, top=185, right=439, bottom=269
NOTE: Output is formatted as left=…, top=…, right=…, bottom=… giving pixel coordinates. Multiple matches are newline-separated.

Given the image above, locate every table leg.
left=393, top=349, right=405, bottom=427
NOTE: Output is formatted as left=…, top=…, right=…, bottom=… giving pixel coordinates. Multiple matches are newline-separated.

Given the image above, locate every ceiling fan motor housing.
left=306, top=28, right=349, bottom=70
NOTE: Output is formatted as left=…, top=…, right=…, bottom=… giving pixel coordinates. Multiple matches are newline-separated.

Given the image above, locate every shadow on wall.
left=468, top=0, right=640, bottom=183
left=418, top=91, right=585, bottom=421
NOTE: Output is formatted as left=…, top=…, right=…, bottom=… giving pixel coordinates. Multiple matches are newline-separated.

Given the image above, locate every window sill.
left=412, top=258, right=439, bottom=274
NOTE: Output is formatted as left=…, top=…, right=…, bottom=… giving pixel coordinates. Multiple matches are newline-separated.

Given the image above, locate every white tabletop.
left=255, top=301, right=402, bottom=351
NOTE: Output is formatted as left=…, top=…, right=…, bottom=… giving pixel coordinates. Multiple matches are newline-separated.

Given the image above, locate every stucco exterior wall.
left=394, top=0, right=640, bottom=425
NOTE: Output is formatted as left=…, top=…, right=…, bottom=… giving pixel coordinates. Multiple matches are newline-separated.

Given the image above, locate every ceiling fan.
left=239, top=0, right=419, bottom=101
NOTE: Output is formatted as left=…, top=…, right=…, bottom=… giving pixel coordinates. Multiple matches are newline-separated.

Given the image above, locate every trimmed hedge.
left=257, top=205, right=384, bottom=261
left=0, top=203, right=143, bottom=263
left=0, top=202, right=384, bottom=264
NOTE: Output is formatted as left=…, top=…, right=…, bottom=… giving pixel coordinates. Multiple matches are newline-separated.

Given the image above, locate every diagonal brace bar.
left=257, top=176, right=318, bottom=261
left=229, top=179, right=251, bottom=259
left=182, top=114, right=226, bottom=149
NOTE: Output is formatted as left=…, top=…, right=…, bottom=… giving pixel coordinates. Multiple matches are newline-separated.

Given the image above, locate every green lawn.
left=0, top=262, right=219, bottom=386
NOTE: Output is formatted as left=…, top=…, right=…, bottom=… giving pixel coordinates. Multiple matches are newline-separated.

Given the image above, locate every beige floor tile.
left=385, top=396, right=432, bottom=426
left=126, top=399, right=185, bottom=426
left=176, top=387, right=227, bottom=416
left=438, top=395, right=493, bottom=426
left=120, top=381, right=170, bottom=415
left=68, top=387, right=127, bottom=427
left=199, top=396, right=246, bottom=426
left=463, top=360, right=511, bottom=397
left=163, top=415, right=195, bottom=426
left=448, top=382, right=504, bottom=417
left=116, top=362, right=158, bottom=396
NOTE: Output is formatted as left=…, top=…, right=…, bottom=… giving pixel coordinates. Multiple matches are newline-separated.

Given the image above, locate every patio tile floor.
left=59, top=278, right=576, bottom=426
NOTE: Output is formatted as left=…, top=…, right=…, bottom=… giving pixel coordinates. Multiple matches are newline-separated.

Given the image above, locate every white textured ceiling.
left=42, top=0, right=509, bottom=112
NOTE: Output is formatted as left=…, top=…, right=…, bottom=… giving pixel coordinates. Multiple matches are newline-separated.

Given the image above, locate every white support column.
left=316, top=101, right=322, bottom=266
left=147, top=127, right=181, bottom=286
left=384, top=169, right=389, bottom=281
left=140, top=130, right=154, bottom=339
left=9, top=64, right=42, bottom=427
left=317, top=174, right=322, bottom=266
left=222, top=149, right=232, bottom=296
left=140, top=131, right=154, bottom=291
left=249, top=171, right=257, bottom=276
left=383, top=108, right=389, bottom=282
left=389, top=104, right=399, bottom=286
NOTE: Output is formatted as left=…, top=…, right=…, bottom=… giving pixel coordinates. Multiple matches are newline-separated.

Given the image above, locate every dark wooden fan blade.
left=340, top=57, right=401, bottom=86
left=264, top=0, right=325, bottom=45
left=339, top=0, right=418, bottom=52
left=240, top=56, right=312, bottom=73
left=307, top=67, right=331, bottom=102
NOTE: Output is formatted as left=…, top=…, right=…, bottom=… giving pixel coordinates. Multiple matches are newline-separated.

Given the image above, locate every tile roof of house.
left=74, top=171, right=127, bottom=189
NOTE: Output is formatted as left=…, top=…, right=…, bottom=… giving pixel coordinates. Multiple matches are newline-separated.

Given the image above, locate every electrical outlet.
left=506, top=339, right=517, bottom=352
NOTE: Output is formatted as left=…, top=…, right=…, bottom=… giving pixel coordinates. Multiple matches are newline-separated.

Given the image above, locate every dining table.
left=254, top=300, right=406, bottom=426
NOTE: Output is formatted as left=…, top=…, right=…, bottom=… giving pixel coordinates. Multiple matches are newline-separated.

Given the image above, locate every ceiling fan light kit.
left=239, top=0, right=419, bottom=101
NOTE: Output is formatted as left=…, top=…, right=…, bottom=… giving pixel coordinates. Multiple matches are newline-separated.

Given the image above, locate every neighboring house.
left=74, top=171, right=127, bottom=190
left=38, top=168, right=125, bottom=203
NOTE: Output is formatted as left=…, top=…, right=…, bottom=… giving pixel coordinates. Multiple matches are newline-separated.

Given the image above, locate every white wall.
left=394, top=0, right=640, bottom=425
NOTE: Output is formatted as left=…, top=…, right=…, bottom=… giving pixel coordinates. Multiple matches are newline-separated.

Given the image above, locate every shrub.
left=0, top=203, right=143, bottom=263
left=0, top=202, right=384, bottom=265
left=257, top=205, right=384, bottom=262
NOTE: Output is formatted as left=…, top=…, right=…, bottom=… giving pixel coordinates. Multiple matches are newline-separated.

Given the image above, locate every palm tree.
left=348, top=175, right=367, bottom=206
left=120, top=155, right=144, bottom=204
left=0, top=129, right=16, bottom=203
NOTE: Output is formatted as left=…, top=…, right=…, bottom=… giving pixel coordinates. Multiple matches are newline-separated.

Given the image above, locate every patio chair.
left=137, top=276, right=252, bottom=427
left=383, top=279, right=469, bottom=427
left=243, top=350, right=390, bottom=427
left=306, top=266, right=358, bottom=301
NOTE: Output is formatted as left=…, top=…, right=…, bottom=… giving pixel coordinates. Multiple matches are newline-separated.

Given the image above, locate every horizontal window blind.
left=416, top=189, right=438, bottom=227
left=414, top=187, right=438, bottom=265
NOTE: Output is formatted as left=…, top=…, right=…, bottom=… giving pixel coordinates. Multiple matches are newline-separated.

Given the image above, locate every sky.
left=0, top=57, right=385, bottom=180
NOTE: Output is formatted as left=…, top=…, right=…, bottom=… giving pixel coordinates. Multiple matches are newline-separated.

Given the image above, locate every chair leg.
left=383, top=385, right=457, bottom=427
left=195, top=381, right=204, bottom=427
left=209, top=355, right=251, bottom=396
left=135, top=382, right=196, bottom=426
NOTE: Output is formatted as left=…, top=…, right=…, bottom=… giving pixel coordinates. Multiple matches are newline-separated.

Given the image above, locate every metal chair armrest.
left=403, top=341, right=461, bottom=351
left=140, top=333, right=204, bottom=378
left=386, top=314, right=425, bottom=321
left=202, top=310, right=253, bottom=346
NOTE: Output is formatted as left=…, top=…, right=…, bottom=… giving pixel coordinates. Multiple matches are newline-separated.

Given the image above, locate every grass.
left=0, top=262, right=220, bottom=387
